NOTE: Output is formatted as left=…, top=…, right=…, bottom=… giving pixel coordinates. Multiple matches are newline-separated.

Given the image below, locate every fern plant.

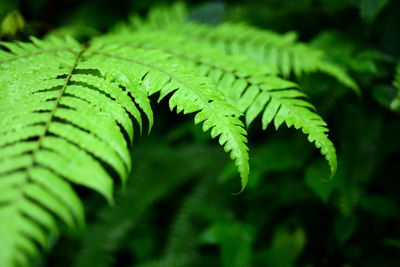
left=0, top=6, right=339, bottom=266
left=129, top=3, right=359, bottom=93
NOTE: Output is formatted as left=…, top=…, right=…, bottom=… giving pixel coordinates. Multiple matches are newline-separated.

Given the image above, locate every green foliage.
left=98, top=29, right=336, bottom=176
left=1, top=1, right=400, bottom=267
left=359, top=0, right=390, bottom=23
left=262, top=226, right=306, bottom=267
left=131, top=3, right=359, bottom=93
left=391, top=63, right=400, bottom=110
left=74, top=142, right=220, bottom=267
left=0, top=5, right=339, bottom=264
left=394, top=64, right=400, bottom=89
left=0, top=11, right=25, bottom=37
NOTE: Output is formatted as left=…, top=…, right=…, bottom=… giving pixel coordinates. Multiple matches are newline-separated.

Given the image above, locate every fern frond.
left=0, top=36, right=147, bottom=265
left=0, top=34, right=252, bottom=264
left=0, top=38, right=157, bottom=265
left=128, top=3, right=358, bottom=93
left=244, top=81, right=337, bottom=176
left=176, top=23, right=358, bottom=92
left=87, top=39, right=250, bottom=189
left=97, top=31, right=336, bottom=176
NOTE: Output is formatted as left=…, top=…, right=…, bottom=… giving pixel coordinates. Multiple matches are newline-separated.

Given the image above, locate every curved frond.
left=96, top=31, right=337, bottom=177
left=0, top=34, right=251, bottom=264
left=87, top=40, right=250, bottom=189
left=0, top=36, right=152, bottom=265
left=246, top=78, right=337, bottom=177
left=174, top=23, right=358, bottom=93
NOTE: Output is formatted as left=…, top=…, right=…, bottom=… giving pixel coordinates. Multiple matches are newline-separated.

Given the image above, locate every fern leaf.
left=127, top=4, right=358, bottom=93
left=254, top=80, right=337, bottom=176
left=0, top=37, right=149, bottom=265
left=0, top=34, right=252, bottom=264
left=87, top=40, right=250, bottom=189
left=179, top=22, right=358, bottom=92
left=97, top=31, right=336, bottom=177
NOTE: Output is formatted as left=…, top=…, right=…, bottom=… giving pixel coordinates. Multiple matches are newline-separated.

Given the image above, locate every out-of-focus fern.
left=164, top=173, right=214, bottom=257
left=330, top=107, right=383, bottom=243
left=74, top=143, right=220, bottom=267
left=360, top=0, right=391, bottom=23
left=201, top=222, right=255, bottom=267
left=128, top=2, right=187, bottom=30
left=394, top=64, right=400, bottom=89
left=391, top=64, right=400, bottom=110
left=260, top=226, right=306, bottom=267
left=137, top=173, right=216, bottom=267
left=0, top=10, right=25, bottom=37
left=135, top=254, right=197, bottom=267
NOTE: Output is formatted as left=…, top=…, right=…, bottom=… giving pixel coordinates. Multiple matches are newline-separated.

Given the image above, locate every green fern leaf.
left=0, top=34, right=251, bottom=264
left=97, top=31, right=336, bottom=177
left=251, top=79, right=337, bottom=177
left=128, top=3, right=358, bottom=93
left=87, top=39, right=250, bottom=189
left=0, top=36, right=141, bottom=265
left=177, top=22, right=358, bottom=92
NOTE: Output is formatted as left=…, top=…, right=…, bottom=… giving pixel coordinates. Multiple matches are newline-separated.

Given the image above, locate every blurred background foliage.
left=1, top=0, right=400, bottom=266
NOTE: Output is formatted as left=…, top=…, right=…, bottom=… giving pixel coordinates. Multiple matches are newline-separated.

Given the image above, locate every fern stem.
left=26, top=46, right=87, bottom=171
